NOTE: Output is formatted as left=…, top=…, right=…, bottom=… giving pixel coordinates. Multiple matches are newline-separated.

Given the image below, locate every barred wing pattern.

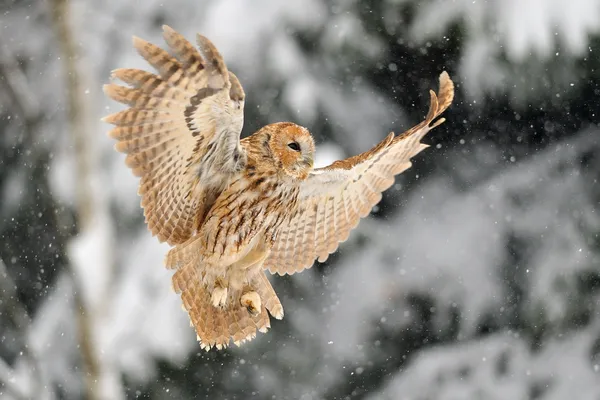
left=103, top=25, right=245, bottom=245
left=264, top=72, right=454, bottom=275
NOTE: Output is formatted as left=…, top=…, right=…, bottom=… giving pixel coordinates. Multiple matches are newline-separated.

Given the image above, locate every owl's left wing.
left=264, top=72, right=454, bottom=275
left=103, top=26, right=245, bottom=245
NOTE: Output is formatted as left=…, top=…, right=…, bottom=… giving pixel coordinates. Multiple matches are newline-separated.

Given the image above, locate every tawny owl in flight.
left=103, top=26, right=454, bottom=350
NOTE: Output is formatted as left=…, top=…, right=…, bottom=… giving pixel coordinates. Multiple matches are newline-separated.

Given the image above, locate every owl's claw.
left=270, top=304, right=284, bottom=320
left=211, top=284, right=228, bottom=308
left=240, top=291, right=261, bottom=315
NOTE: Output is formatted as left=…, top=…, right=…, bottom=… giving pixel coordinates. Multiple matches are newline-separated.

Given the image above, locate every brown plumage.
left=103, top=26, right=454, bottom=350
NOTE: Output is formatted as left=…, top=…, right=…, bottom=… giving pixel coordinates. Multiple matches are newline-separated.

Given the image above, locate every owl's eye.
left=287, top=142, right=301, bottom=152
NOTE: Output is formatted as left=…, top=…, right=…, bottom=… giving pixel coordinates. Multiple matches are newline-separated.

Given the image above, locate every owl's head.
left=265, top=122, right=315, bottom=180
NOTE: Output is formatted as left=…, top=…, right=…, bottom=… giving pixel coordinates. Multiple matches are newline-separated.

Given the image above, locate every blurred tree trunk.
left=50, top=0, right=100, bottom=398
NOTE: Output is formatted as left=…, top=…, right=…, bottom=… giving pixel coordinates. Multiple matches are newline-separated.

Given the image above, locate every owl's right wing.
left=264, top=72, right=454, bottom=275
left=103, top=26, right=246, bottom=245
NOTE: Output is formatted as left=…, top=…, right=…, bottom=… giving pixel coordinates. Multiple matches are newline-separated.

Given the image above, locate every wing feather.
left=265, top=72, right=454, bottom=275
left=104, top=109, right=173, bottom=126
left=104, top=26, right=246, bottom=245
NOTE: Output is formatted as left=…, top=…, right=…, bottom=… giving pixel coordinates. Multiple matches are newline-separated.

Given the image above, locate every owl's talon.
left=270, top=304, right=284, bottom=320
left=211, top=285, right=228, bottom=308
left=240, top=291, right=261, bottom=315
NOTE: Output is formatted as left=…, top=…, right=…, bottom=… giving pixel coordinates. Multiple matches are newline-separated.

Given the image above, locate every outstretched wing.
left=264, top=72, right=454, bottom=275
left=103, top=26, right=246, bottom=245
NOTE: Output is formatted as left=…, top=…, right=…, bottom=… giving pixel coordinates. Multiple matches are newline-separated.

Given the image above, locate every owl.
left=103, top=26, right=454, bottom=350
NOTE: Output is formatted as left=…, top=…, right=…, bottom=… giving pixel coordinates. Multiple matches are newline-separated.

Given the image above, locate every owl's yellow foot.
left=211, top=281, right=228, bottom=308
left=240, top=291, right=261, bottom=315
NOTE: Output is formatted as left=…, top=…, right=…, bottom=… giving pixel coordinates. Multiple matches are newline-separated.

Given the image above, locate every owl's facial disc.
left=286, top=140, right=314, bottom=168
left=268, top=122, right=315, bottom=179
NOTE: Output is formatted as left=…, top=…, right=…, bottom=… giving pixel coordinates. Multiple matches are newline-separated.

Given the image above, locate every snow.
left=369, top=333, right=531, bottom=400
left=330, top=128, right=595, bottom=380
left=371, top=325, right=600, bottom=400
left=13, top=274, right=81, bottom=399
left=409, top=0, right=600, bottom=60
left=407, top=0, right=600, bottom=100
left=104, top=231, right=193, bottom=382
left=314, top=142, right=346, bottom=168
left=222, top=129, right=600, bottom=399
left=1, top=0, right=600, bottom=398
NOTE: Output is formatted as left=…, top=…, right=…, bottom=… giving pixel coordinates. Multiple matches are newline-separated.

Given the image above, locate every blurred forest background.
left=1, top=0, right=600, bottom=399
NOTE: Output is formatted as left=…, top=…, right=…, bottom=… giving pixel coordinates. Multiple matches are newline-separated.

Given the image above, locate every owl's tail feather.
left=174, top=267, right=282, bottom=350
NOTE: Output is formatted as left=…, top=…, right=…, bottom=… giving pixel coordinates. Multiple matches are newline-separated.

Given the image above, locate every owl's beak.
left=303, top=155, right=314, bottom=169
